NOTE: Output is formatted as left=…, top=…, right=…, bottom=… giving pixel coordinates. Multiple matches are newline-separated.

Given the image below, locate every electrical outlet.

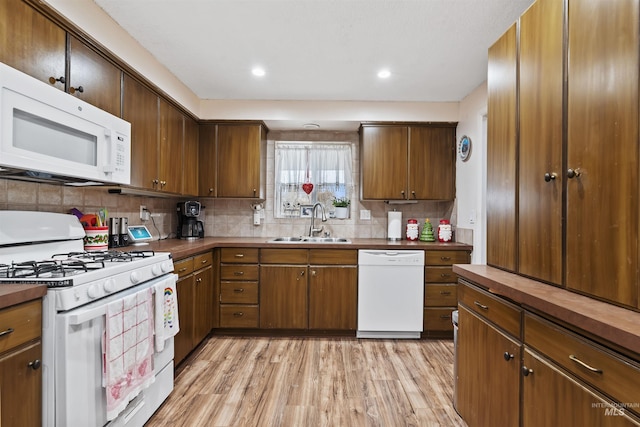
left=140, top=205, right=149, bottom=221
left=360, top=209, right=371, bottom=220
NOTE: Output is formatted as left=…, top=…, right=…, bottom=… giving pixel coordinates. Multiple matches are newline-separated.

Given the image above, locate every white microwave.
left=0, top=62, right=131, bottom=185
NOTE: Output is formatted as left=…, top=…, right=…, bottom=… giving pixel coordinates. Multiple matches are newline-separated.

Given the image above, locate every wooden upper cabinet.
left=360, top=126, right=408, bottom=200
left=159, top=99, right=184, bottom=194
left=486, top=24, right=518, bottom=273
left=217, top=124, right=266, bottom=198
left=565, top=0, right=639, bottom=308
left=68, top=36, right=122, bottom=117
left=182, top=116, right=199, bottom=196
left=409, top=126, right=455, bottom=200
left=198, top=124, right=217, bottom=197
left=360, top=125, right=455, bottom=201
left=0, top=0, right=66, bottom=90
left=518, top=0, right=564, bottom=285
left=123, top=74, right=159, bottom=190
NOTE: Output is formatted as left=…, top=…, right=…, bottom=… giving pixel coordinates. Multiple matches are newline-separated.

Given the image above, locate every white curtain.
left=275, top=142, right=353, bottom=218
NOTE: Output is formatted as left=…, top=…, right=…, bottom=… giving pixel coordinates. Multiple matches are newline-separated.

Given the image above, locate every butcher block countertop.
left=453, top=264, right=640, bottom=357
left=141, top=237, right=472, bottom=261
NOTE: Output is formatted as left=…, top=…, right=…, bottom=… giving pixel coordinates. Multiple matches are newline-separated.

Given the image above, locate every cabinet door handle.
left=440, top=291, right=452, bottom=296
left=196, top=278, right=202, bottom=283
left=48, top=76, right=65, bottom=84
left=0, top=328, right=14, bottom=338
left=544, top=172, right=557, bottom=182
left=401, top=190, right=406, bottom=199
left=311, top=270, right=317, bottom=277
left=503, top=352, right=514, bottom=361
left=233, top=288, right=244, bottom=293
left=569, top=354, right=603, bottom=373
left=233, top=312, right=244, bottom=317
left=233, top=271, right=244, bottom=276
left=522, top=366, right=533, bottom=377
left=234, top=254, right=245, bottom=258
left=69, top=85, right=84, bottom=94
left=567, top=168, right=581, bottom=179
left=474, top=301, right=489, bottom=310
left=411, top=190, right=416, bottom=198
left=28, top=359, right=41, bottom=370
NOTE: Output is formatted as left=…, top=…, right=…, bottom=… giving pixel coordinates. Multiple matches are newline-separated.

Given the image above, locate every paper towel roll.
left=388, top=211, right=402, bottom=240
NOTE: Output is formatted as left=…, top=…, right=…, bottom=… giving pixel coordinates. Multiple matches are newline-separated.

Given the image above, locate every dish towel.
left=103, top=287, right=155, bottom=421
left=154, top=276, right=180, bottom=352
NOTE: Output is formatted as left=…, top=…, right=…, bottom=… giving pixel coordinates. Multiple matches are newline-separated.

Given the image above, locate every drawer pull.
left=569, top=354, right=603, bottom=374
left=440, top=273, right=451, bottom=278
left=439, top=314, right=451, bottom=320
left=233, top=271, right=244, bottom=276
left=474, top=301, right=489, bottom=310
left=233, top=288, right=245, bottom=293
left=440, top=291, right=452, bottom=296
left=234, top=254, right=245, bottom=258
left=233, top=312, right=244, bottom=317
left=201, top=259, right=208, bottom=264
left=28, top=359, right=41, bottom=370
left=522, top=366, right=533, bottom=377
left=440, top=256, right=451, bottom=261
left=503, top=352, right=514, bottom=361
left=0, top=328, right=14, bottom=338
left=178, top=268, right=187, bottom=273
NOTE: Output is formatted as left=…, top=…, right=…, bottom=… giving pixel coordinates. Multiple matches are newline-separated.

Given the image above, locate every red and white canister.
left=406, top=219, right=419, bottom=241
left=437, top=219, right=452, bottom=242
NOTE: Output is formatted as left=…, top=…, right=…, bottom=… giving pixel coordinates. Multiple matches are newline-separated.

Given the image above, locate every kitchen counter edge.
left=453, top=264, right=640, bottom=357
left=0, top=284, right=47, bottom=310
left=144, top=237, right=473, bottom=261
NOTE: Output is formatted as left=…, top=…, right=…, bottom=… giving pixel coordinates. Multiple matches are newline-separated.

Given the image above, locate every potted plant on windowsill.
left=332, top=197, right=350, bottom=219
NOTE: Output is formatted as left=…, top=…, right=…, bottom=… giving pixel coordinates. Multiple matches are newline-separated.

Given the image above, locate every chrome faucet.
left=309, top=202, right=328, bottom=236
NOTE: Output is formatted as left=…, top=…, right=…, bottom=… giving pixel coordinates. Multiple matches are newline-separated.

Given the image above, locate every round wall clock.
left=458, top=135, right=472, bottom=161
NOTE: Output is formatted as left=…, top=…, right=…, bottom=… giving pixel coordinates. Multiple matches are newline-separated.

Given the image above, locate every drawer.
left=220, top=305, right=259, bottom=328
left=309, top=249, right=357, bottom=265
left=193, top=252, right=213, bottom=270
left=423, top=307, right=456, bottom=331
left=425, top=266, right=457, bottom=283
left=220, top=281, right=259, bottom=304
left=220, top=264, right=259, bottom=281
left=260, top=248, right=308, bottom=264
left=220, top=248, right=259, bottom=264
left=525, top=313, right=640, bottom=413
left=424, top=284, right=457, bottom=306
left=425, top=250, right=470, bottom=266
left=0, top=300, right=42, bottom=353
left=459, top=282, right=521, bottom=338
left=174, top=257, right=194, bottom=277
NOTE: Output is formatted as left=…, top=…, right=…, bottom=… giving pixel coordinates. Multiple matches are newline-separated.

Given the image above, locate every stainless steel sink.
left=267, top=236, right=351, bottom=244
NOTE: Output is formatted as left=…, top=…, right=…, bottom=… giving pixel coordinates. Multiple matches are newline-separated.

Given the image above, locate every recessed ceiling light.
left=303, top=123, right=320, bottom=130
left=252, top=67, right=266, bottom=77
left=377, top=69, right=391, bottom=79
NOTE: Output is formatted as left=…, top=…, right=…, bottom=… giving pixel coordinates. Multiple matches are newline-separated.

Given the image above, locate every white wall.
left=455, top=82, right=487, bottom=264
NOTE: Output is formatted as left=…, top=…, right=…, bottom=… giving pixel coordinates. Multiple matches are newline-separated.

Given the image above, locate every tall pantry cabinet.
left=486, top=0, right=639, bottom=309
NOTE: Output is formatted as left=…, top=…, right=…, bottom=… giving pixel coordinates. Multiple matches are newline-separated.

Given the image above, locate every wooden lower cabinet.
left=457, top=305, right=521, bottom=427
left=260, top=265, right=308, bottom=329
left=308, top=266, right=357, bottom=330
left=522, top=348, right=640, bottom=426
left=174, top=252, right=214, bottom=365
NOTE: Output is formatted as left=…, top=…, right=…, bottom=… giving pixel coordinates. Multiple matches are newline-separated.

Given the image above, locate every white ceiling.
left=93, top=0, right=534, bottom=129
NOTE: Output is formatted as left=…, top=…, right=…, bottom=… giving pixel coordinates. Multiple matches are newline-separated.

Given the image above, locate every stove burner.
left=52, top=250, right=156, bottom=263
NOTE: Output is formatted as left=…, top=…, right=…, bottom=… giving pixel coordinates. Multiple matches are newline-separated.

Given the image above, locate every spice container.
left=406, top=218, right=418, bottom=241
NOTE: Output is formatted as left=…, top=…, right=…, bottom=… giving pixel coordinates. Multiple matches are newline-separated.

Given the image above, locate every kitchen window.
left=274, top=142, right=353, bottom=218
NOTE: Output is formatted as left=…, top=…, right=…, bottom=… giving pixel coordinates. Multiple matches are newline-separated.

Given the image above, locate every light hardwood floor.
left=147, top=336, right=467, bottom=427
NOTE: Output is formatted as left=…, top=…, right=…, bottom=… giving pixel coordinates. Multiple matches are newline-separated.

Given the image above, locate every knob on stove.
left=87, top=284, right=100, bottom=299
left=152, top=265, right=161, bottom=276
left=130, top=271, right=141, bottom=284
left=103, top=279, right=116, bottom=293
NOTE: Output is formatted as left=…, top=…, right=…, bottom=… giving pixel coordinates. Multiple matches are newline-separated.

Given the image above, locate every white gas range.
left=0, top=211, right=177, bottom=427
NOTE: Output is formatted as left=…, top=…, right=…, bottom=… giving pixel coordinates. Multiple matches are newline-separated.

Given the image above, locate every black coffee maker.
left=177, top=201, right=204, bottom=239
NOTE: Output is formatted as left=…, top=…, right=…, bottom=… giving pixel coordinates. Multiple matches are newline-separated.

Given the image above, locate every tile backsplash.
left=0, top=130, right=455, bottom=241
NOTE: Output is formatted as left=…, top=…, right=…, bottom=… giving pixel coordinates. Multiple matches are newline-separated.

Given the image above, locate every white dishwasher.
left=357, top=250, right=425, bottom=338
